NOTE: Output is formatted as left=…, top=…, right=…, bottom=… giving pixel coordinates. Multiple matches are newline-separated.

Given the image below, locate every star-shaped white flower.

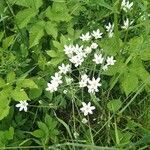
left=45, top=82, right=59, bottom=92
left=121, top=18, right=134, bottom=30
left=80, top=102, right=95, bottom=116
left=88, top=77, right=102, bottom=93
left=105, top=23, right=114, bottom=38
left=91, top=29, right=103, bottom=39
left=84, top=46, right=92, bottom=54
left=91, top=43, right=98, bottom=49
left=106, top=56, right=116, bottom=66
left=79, top=74, right=89, bottom=88
left=93, top=53, right=104, bottom=64
left=58, top=63, right=71, bottom=74
left=16, top=101, right=28, bottom=112
left=121, top=0, right=133, bottom=12
left=51, top=73, right=62, bottom=85
left=80, top=32, right=91, bottom=41
left=102, top=64, right=108, bottom=71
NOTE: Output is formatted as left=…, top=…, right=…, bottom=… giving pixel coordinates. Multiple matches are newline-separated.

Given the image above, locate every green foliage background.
left=0, top=0, right=150, bottom=149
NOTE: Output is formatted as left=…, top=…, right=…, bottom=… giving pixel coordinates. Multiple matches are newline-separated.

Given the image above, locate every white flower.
left=80, top=102, right=95, bottom=116
left=121, top=0, right=133, bottom=12
left=93, top=53, right=104, bottom=64
left=63, top=90, right=67, bottom=94
left=58, top=63, right=71, bottom=74
left=105, top=23, right=114, bottom=38
left=73, top=132, right=79, bottom=139
left=82, top=118, right=88, bottom=124
left=79, top=74, right=89, bottom=88
left=64, top=44, right=74, bottom=57
left=69, top=55, right=84, bottom=67
left=84, top=46, right=92, bottom=54
left=73, top=44, right=83, bottom=54
left=45, top=82, right=59, bottom=92
left=80, top=32, right=91, bottom=41
left=102, top=64, right=108, bottom=71
left=51, top=73, right=62, bottom=85
left=65, top=77, right=73, bottom=85
left=121, top=18, right=134, bottom=30
left=106, top=56, right=116, bottom=66
left=91, top=29, right=103, bottom=39
left=88, top=77, right=102, bottom=93
left=91, top=43, right=98, bottom=49
left=16, top=101, right=28, bottom=112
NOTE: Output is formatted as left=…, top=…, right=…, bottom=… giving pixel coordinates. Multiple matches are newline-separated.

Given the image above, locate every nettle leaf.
left=45, top=4, right=72, bottom=22
left=18, top=79, right=38, bottom=89
left=100, top=37, right=122, bottom=56
left=29, top=21, right=45, bottom=48
left=107, top=99, right=122, bottom=113
left=45, top=21, right=58, bottom=39
left=7, top=71, right=16, bottom=83
left=16, top=8, right=37, bottom=28
left=0, top=92, right=10, bottom=120
left=2, top=35, right=15, bottom=49
left=11, top=89, right=30, bottom=101
left=0, top=77, right=5, bottom=88
left=9, top=0, right=43, bottom=10
left=32, top=129, right=44, bottom=138
left=121, top=71, right=139, bottom=96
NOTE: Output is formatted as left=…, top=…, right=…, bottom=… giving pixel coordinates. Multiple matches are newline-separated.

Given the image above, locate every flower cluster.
left=121, top=0, right=133, bottom=12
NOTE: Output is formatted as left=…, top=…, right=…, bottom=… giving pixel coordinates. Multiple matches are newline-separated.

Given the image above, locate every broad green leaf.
left=107, top=99, right=122, bottom=112
left=7, top=71, right=16, bottom=83
left=18, top=79, right=38, bottom=89
left=29, top=22, right=45, bottom=48
left=46, top=50, right=58, bottom=58
left=32, top=129, right=44, bottom=138
left=45, top=21, right=58, bottom=39
left=121, top=71, right=139, bottom=96
left=29, top=88, right=42, bottom=99
left=37, top=122, right=49, bottom=137
left=9, top=0, right=43, bottom=10
left=11, top=89, right=29, bottom=101
left=4, top=127, right=14, bottom=140
left=0, top=77, right=5, bottom=88
left=0, top=106, right=10, bottom=121
left=2, top=35, right=15, bottom=49
left=16, top=8, right=37, bottom=28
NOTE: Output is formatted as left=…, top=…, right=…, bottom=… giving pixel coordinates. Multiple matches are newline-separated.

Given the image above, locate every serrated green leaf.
left=121, top=71, right=139, bottom=96
left=29, top=22, right=45, bottom=48
left=46, top=50, right=58, bottom=58
left=45, top=21, right=58, bottom=39
left=19, top=79, right=38, bottom=89
left=11, top=89, right=30, bottom=101
left=32, top=129, right=44, bottom=138
left=107, top=99, right=122, bottom=112
left=0, top=77, right=5, bottom=88
left=2, top=35, right=15, bottom=49
left=7, top=71, right=16, bottom=83
left=16, top=8, right=37, bottom=28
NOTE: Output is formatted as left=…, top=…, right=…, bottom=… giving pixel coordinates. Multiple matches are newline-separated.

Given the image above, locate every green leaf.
left=0, top=78, right=5, bottom=88
left=29, top=22, right=45, bottom=48
left=121, top=71, right=139, bottom=96
left=101, top=37, right=122, bottom=56
left=9, top=0, right=43, bottom=10
left=18, top=79, right=38, bottom=89
left=45, top=21, right=58, bottom=39
left=46, top=50, right=58, bottom=58
left=7, top=71, right=16, bottom=83
left=29, top=88, right=42, bottom=99
left=107, top=99, right=122, bottom=112
left=32, top=129, right=44, bottom=138
left=0, top=32, right=4, bottom=41
left=2, top=35, right=15, bottom=49
left=16, top=8, right=37, bottom=28
left=4, top=127, right=14, bottom=140
left=11, top=89, right=30, bottom=101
